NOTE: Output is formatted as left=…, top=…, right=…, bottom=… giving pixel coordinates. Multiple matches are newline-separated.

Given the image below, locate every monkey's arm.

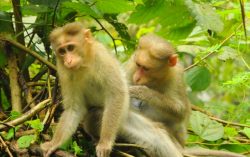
left=96, top=92, right=128, bottom=157
left=41, top=105, right=87, bottom=157
left=129, top=85, right=186, bottom=118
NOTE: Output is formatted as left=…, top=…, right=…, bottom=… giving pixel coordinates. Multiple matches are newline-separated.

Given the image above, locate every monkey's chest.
left=84, top=80, right=105, bottom=107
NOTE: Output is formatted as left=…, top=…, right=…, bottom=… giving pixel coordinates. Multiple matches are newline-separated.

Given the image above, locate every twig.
left=184, top=24, right=243, bottom=71
left=187, top=141, right=250, bottom=146
left=191, top=105, right=250, bottom=128
left=0, top=37, right=56, bottom=71
left=115, top=143, right=144, bottom=149
left=0, top=99, right=51, bottom=130
left=52, top=0, right=61, bottom=28
left=115, top=143, right=150, bottom=157
left=92, top=17, right=118, bottom=54
left=184, top=154, right=198, bottom=157
left=113, top=150, right=135, bottom=157
left=0, top=135, right=14, bottom=157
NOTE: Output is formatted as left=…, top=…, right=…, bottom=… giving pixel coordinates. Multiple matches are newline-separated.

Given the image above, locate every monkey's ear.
left=168, top=54, right=177, bottom=67
left=84, top=29, right=92, bottom=42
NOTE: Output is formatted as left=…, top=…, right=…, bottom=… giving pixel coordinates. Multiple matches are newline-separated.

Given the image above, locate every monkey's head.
left=133, top=34, right=177, bottom=86
left=50, top=22, right=93, bottom=70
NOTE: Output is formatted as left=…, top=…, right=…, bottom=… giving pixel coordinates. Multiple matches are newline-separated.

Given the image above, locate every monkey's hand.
left=96, top=141, right=112, bottom=157
left=130, top=97, right=148, bottom=111
left=129, top=85, right=150, bottom=101
left=40, top=141, right=58, bottom=157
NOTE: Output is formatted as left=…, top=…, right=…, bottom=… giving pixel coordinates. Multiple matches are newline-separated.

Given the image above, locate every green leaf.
left=10, top=111, right=21, bottom=120
left=218, top=46, right=238, bottom=61
left=17, top=135, right=35, bottom=149
left=1, top=88, right=10, bottom=110
left=95, top=0, right=134, bottom=14
left=185, top=66, right=211, bottom=91
left=185, top=0, right=224, bottom=32
left=0, top=11, right=14, bottom=33
left=62, top=1, right=99, bottom=18
left=3, top=128, right=15, bottom=140
left=241, top=128, right=250, bottom=139
left=0, top=1, right=12, bottom=11
left=190, top=111, right=224, bottom=141
left=22, top=4, right=49, bottom=15
left=27, top=0, right=68, bottom=8
left=224, top=127, right=238, bottom=138
left=128, top=0, right=164, bottom=24
left=72, top=141, right=83, bottom=155
left=159, top=21, right=196, bottom=40
left=0, top=50, right=7, bottom=67
left=223, top=72, right=250, bottom=89
left=25, top=119, right=44, bottom=132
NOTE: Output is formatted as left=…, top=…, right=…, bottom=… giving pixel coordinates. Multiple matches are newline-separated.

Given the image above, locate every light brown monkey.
left=126, top=34, right=245, bottom=157
left=126, top=34, right=190, bottom=146
left=40, top=22, right=129, bottom=157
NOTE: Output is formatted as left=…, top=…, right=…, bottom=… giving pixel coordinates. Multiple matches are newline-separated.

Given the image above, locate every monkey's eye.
left=67, top=44, right=75, bottom=52
left=58, top=48, right=66, bottom=56
left=136, top=62, right=141, bottom=67
left=143, top=67, right=150, bottom=71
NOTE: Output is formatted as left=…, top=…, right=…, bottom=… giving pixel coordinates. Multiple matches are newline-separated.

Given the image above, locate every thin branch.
left=113, top=150, right=135, bottom=157
left=0, top=99, right=51, bottom=130
left=0, top=135, right=14, bottom=157
left=92, top=17, right=118, bottom=54
left=191, top=105, right=250, bottom=128
left=115, top=143, right=144, bottom=149
left=0, top=37, right=56, bottom=71
left=184, top=24, right=243, bottom=71
left=187, top=141, right=250, bottom=146
left=52, top=0, right=61, bottom=28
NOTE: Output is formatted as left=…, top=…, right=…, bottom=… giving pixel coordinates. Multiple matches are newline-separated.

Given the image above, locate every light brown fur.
left=126, top=34, right=190, bottom=146
left=41, top=22, right=129, bottom=157
left=126, top=34, right=245, bottom=157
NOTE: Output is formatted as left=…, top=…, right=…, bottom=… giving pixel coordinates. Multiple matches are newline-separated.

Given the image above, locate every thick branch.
left=6, top=46, right=22, bottom=112
left=0, top=99, right=51, bottom=130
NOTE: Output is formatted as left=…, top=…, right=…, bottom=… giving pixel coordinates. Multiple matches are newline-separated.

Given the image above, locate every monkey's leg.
left=120, top=112, right=183, bottom=157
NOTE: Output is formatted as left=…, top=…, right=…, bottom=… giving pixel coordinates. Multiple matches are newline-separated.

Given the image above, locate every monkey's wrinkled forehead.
left=49, top=22, right=84, bottom=42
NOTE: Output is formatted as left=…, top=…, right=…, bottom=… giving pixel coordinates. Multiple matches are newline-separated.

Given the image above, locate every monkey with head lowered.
left=126, top=34, right=190, bottom=147
left=126, top=34, right=245, bottom=157
left=40, top=22, right=183, bottom=157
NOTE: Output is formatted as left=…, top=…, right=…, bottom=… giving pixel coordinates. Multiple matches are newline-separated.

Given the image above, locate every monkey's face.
left=55, top=41, right=84, bottom=70
left=133, top=49, right=167, bottom=85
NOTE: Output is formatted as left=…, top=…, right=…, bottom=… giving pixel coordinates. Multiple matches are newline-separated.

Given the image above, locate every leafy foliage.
left=190, top=111, right=224, bottom=141
left=0, top=0, right=249, bottom=156
left=185, top=66, right=211, bottom=91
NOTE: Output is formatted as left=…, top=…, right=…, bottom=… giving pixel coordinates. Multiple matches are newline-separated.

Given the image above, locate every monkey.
left=40, top=22, right=129, bottom=157
left=126, top=33, right=191, bottom=147
left=125, top=33, right=246, bottom=157
left=40, top=22, right=183, bottom=157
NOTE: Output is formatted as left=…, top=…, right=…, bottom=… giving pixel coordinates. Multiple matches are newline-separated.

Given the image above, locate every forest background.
left=0, top=0, right=249, bottom=156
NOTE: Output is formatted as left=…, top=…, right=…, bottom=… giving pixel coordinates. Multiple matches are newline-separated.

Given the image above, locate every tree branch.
left=0, top=37, right=56, bottom=71
left=184, top=24, right=243, bottom=71
left=0, top=99, right=51, bottom=130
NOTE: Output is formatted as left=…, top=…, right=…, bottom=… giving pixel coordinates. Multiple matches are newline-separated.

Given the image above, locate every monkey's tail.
left=183, top=147, right=246, bottom=157
left=120, top=112, right=183, bottom=157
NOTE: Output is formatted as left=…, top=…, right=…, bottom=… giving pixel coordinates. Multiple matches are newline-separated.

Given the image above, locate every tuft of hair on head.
left=63, top=22, right=83, bottom=36
left=140, top=33, right=176, bottom=59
